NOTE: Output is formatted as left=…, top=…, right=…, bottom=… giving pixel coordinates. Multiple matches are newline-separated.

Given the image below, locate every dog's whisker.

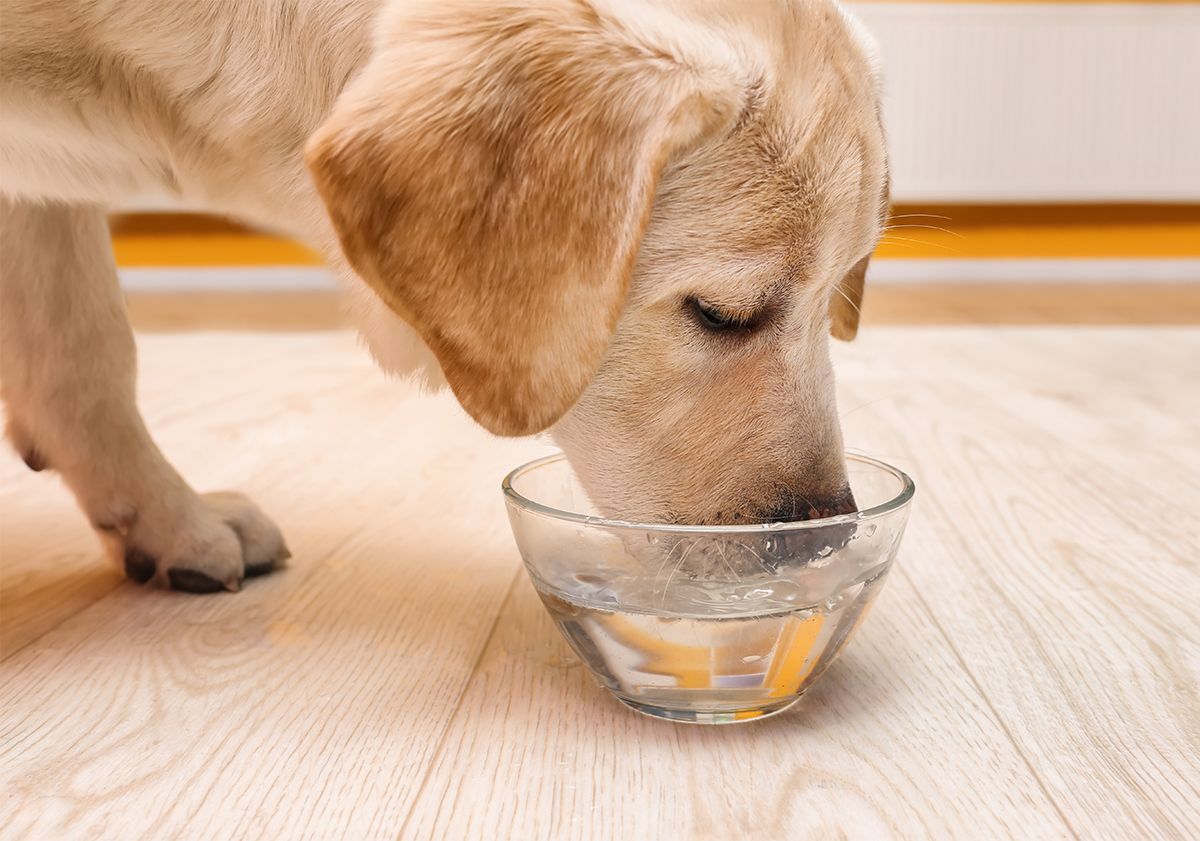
left=735, top=539, right=775, bottom=575
left=661, top=539, right=701, bottom=606
left=834, top=286, right=861, bottom=315
left=877, top=236, right=915, bottom=248
left=840, top=393, right=898, bottom=419
left=715, top=539, right=741, bottom=583
left=882, top=223, right=966, bottom=240
left=653, top=536, right=687, bottom=591
left=879, top=234, right=962, bottom=253
left=887, top=213, right=953, bottom=222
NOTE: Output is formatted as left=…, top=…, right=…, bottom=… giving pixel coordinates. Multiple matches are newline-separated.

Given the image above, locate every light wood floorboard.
left=1, top=328, right=1197, bottom=840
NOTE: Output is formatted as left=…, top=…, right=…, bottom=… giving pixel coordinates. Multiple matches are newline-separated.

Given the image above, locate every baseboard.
left=118, top=258, right=1200, bottom=298
left=119, top=267, right=337, bottom=292
left=109, top=204, right=1200, bottom=273
left=866, top=259, right=1200, bottom=283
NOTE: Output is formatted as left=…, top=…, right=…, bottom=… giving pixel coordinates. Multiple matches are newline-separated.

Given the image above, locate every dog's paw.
left=103, top=491, right=290, bottom=593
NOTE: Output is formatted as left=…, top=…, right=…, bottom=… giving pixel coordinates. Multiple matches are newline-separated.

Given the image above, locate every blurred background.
left=112, top=0, right=1200, bottom=330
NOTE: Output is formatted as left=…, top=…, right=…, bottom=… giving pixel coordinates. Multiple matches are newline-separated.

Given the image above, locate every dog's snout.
left=766, top=486, right=857, bottom=523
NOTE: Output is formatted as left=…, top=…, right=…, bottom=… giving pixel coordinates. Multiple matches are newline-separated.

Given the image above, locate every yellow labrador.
left=0, top=0, right=887, bottom=592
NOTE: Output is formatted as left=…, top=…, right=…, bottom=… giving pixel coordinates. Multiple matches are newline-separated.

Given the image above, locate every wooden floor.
left=2, top=325, right=1199, bottom=839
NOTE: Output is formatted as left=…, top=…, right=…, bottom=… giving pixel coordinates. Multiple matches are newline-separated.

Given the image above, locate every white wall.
left=852, top=2, right=1200, bottom=202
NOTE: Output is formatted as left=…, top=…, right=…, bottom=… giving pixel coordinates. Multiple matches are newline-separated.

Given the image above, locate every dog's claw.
left=121, top=544, right=287, bottom=591
left=167, top=567, right=227, bottom=594
left=244, top=539, right=289, bottom=578
left=123, top=548, right=157, bottom=583
left=245, top=560, right=276, bottom=578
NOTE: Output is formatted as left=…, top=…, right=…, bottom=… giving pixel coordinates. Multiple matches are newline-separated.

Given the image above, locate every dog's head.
left=307, top=0, right=886, bottom=524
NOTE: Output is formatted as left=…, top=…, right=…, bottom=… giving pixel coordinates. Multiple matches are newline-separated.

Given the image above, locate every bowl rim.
left=502, top=450, right=915, bottom=534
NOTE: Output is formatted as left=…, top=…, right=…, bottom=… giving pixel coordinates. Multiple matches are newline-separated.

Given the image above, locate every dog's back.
left=0, top=0, right=379, bottom=234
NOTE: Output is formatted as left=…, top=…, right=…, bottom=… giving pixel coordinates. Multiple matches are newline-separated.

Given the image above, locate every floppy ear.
left=306, top=2, right=743, bottom=435
left=830, top=255, right=869, bottom=341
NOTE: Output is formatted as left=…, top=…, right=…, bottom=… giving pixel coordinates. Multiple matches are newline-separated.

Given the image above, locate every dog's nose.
left=766, top=485, right=857, bottom=522
left=758, top=485, right=858, bottom=566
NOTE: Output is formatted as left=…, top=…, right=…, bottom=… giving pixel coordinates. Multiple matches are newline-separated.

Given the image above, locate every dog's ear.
left=830, top=255, right=869, bottom=341
left=306, top=2, right=743, bottom=435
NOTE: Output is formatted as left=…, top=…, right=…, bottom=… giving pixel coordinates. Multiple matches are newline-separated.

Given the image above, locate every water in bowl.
left=532, top=565, right=889, bottom=724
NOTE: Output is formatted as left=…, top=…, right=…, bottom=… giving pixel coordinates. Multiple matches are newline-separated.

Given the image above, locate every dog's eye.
left=690, top=298, right=750, bottom=331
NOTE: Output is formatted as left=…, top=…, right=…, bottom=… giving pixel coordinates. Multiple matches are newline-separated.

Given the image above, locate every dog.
left=0, top=0, right=887, bottom=592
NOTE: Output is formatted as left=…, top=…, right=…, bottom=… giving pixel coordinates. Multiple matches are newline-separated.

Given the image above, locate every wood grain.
left=834, top=329, right=1200, bottom=840
left=2, top=329, right=1198, bottom=840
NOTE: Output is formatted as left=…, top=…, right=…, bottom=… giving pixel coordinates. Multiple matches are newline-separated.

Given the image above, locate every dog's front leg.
left=0, top=198, right=289, bottom=592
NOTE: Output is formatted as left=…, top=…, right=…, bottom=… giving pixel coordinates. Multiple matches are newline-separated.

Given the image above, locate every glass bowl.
left=502, top=452, right=915, bottom=724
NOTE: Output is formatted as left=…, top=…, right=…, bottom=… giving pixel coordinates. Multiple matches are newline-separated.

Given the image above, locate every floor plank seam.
left=393, top=564, right=523, bottom=841
left=895, top=565, right=1081, bottom=839
left=0, top=578, right=124, bottom=663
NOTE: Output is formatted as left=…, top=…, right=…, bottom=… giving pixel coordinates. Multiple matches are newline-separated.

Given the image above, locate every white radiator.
left=850, top=2, right=1200, bottom=202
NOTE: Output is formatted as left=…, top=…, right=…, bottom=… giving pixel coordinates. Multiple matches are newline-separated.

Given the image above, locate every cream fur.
left=0, top=0, right=886, bottom=589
